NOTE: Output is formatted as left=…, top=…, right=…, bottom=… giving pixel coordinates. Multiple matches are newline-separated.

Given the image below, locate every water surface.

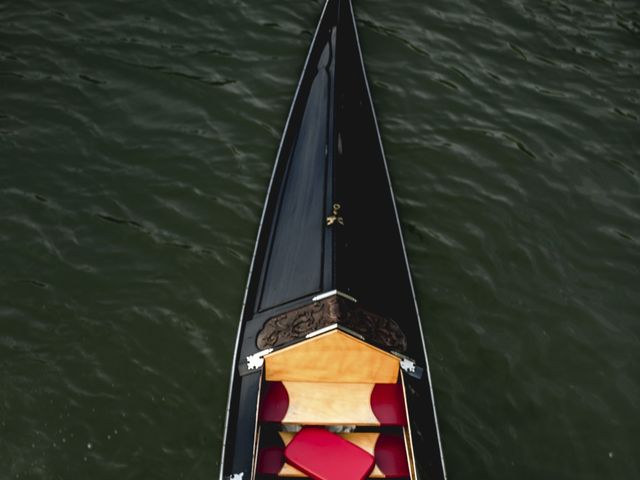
left=1, top=0, right=639, bottom=479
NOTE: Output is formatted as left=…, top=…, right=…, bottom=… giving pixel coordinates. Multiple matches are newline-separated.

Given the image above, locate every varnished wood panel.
left=265, top=330, right=399, bottom=384
left=281, top=381, right=379, bottom=425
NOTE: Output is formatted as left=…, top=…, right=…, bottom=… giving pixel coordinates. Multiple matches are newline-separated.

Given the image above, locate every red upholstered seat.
left=375, top=434, right=410, bottom=477
left=259, top=381, right=290, bottom=423
left=370, top=384, right=407, bottom=426
left=284, top=428, right=375, bottom=480
left=259, top=381, right=407, bottom=426
left=257, top=432, right=409, bottom=478
left=256, top=446, right=285, bottom=475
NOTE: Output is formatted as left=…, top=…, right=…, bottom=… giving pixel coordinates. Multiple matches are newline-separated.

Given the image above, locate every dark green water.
left=1, top=0, right=639, bottom=478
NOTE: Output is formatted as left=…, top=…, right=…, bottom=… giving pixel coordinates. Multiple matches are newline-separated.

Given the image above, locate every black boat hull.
left=219, top=2, right=446, bottom=479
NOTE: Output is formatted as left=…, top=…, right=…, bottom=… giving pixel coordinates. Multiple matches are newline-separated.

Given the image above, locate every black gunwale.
left=219, top=1, right=447, bottom=479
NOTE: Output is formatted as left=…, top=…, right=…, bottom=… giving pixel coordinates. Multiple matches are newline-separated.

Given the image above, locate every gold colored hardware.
left=326, top=203, right=344, bottom=226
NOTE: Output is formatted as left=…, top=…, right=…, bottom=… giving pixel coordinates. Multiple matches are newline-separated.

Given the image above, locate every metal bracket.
left=246, top=348, right=273, bottom=371
left=338, top=324, right=365, bottom=341
left=305, top=323, right=339, bottom=339
left=392, top=352, right=424, bottom=379
left=400, top=358, right=416, bottom=374
left=312, top=289, right=357, bottom=303
left=304, top=323, right=365, bottom=342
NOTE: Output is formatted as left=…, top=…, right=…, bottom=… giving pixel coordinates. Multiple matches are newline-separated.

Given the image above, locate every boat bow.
left=220, top=1, right=447, bottom=479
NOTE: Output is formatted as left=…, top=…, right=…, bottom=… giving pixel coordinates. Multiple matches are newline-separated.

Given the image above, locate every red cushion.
left=256, top=446, right=284, bottom=475
left=370, top=383, right=407, bottom=426
left=284, top=427, right=375, bottom=480
left=259, top=381, right=289, bottom=423
left=375, top=434, right=410, bottom=477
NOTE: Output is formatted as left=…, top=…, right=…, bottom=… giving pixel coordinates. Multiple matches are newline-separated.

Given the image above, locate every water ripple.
left=1, top=0, right=639, bottom=479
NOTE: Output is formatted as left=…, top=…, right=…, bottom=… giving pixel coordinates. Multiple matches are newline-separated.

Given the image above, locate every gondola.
left=219, top=0, right=447, bottom=479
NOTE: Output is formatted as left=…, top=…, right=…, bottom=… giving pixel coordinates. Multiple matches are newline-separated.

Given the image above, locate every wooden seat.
left=256, top=431, right=409, bottom=478
left=257, top=330, right=412, bottom=478
left=259, top=381, right=407, bottom=426
left=264, top=330, right=400, bottom=384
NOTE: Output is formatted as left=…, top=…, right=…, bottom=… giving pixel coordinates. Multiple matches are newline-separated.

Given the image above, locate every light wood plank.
left=400, top=374, right=417, bottom=480
left=265, top=330, right=399, bottom=384
left=281, top=382, right=379, bottom=426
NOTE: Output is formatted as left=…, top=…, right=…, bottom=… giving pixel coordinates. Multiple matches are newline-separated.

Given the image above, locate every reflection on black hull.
left=219, top=1, right=447, bottom=479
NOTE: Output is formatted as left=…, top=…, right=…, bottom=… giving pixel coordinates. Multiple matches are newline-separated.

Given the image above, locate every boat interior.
left=253, top=328, right=417, bottom=479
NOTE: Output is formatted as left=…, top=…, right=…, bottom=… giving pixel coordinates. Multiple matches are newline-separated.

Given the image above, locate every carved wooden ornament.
left=256, top=295, right=407, bottom=352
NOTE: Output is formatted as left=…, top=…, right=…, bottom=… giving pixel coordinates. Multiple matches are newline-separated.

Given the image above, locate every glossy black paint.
left=220, top=1, right=446, bottom=479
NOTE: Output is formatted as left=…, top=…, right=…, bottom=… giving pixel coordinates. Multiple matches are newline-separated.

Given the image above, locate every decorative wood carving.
left=256, top=296, right=407, bottom=352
